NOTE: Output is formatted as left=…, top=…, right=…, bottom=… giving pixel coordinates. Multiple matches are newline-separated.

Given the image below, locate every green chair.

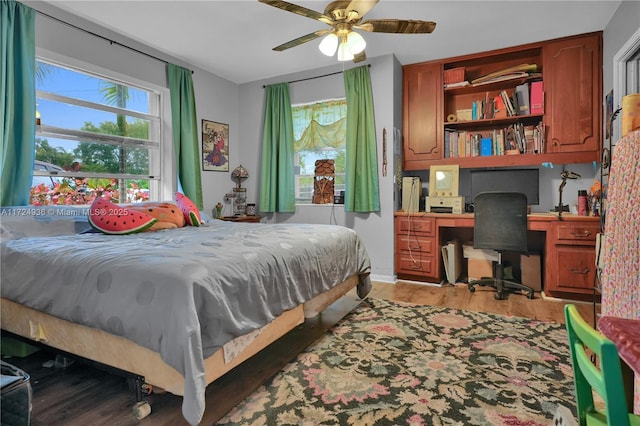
left=564, top=304, right=640, bottom=426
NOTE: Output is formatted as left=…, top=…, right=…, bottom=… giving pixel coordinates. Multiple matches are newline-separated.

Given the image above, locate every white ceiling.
left=35, top=1, right=621, bottom=84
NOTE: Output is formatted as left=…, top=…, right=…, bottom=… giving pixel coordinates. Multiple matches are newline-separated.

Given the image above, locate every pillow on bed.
left=0, top=206, right=90, bottom=240
left=88, top=198, right=157, bottom=235
left=175, top=192, right=202, bottom=227
left=127, top=202, right=186, bottom=231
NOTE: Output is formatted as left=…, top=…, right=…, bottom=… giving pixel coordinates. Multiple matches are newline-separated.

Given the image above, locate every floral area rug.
left=217, top=298, right=575, bottom=425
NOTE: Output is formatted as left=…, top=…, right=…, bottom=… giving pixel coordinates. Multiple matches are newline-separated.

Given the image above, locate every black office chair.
left=467, top=191, right=535, bottom=300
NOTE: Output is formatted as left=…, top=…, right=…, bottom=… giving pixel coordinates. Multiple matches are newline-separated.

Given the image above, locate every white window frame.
left=292, top=98, right=347, bottom=205
left=612, top=26, right=640, bottom=144
left=34, top=48, right=175, bottom=203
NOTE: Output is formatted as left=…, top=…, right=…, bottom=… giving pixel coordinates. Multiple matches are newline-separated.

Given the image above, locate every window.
left=292, top=99, right=347, bottom=203
left=31, top=59, right=162, bottom=206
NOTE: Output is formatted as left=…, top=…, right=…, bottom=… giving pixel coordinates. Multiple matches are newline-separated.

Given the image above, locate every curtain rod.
left=263, top=64, right=370, bottom=88
left=35, top=9, right=193, bottom=74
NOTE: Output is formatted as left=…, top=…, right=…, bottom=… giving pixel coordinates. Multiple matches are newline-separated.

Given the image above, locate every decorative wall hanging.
left=312, top=159, right=335, bottom=204
left=202, top=120, right=229, bottom=172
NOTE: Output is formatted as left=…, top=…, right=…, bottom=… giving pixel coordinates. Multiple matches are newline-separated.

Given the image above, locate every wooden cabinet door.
left=402, top=62, right=443, bottom=169
left=543, top=33, right=602, bottom=153
left=551, top=245, right=597, bottom=294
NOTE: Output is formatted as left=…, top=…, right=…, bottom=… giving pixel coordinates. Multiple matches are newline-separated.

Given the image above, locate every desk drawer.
left=555, top=245, right=596, bottom=290
left=395, top=234, right=435, bottom=254
left=396, top=253, right=435, bottom=276
left=556, top=223, right=598, bottom=243
left=396, top=217, right=435, bottom=235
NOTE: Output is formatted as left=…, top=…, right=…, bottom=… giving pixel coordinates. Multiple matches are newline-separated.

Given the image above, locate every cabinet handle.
left=409, top=243, right=422, bottom=250
left=570, top=231, right=592, bottom=238
left=409, top=262, right=421, bottom=269
left=411, top=224, right=423, bottom=230
left=569, top=268, right=590, bottom=274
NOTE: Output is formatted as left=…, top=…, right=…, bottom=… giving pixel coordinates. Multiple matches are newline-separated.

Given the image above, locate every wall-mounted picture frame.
left=202, top=120, right=229, bottom=172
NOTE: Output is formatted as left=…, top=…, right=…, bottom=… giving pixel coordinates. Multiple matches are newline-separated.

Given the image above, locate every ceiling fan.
left=258, top=0, right=436, bottom=63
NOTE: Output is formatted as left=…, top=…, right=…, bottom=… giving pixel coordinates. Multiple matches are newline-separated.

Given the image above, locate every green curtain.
left=167, top=63, right=203, bottom=209
left=1, top=0, right=36, bottom=206
left=343, top=65, right=380, bottom=212
left=259, top=83, right=295, bottom=212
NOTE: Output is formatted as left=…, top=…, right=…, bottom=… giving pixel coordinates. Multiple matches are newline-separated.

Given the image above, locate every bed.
left=0, top=206, right=372, bottom=425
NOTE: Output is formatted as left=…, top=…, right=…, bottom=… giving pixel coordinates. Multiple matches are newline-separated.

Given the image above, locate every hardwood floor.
left=2, top=282, right=597, bottom=425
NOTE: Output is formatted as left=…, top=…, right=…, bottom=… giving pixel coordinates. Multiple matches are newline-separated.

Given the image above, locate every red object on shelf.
left=444, top=67, right=465, bottom=84
left=530, top=81, right=544, bottom=114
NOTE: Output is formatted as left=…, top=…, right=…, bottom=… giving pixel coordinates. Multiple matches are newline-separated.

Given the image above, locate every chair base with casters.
left=467, top=191, right=535, bottom=300
left=467, top=254, right=534, bottom=300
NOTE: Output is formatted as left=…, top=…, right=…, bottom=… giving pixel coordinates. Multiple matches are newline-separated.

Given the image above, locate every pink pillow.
left=175, top=192, right=202, bottom=226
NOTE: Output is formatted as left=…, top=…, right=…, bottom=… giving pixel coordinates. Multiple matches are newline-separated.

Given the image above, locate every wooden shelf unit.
left=402, top=31, right=603, bottom=171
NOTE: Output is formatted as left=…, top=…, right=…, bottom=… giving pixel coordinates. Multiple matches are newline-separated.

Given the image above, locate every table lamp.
left=558, top=170, right=580, bottom=221
left=231, top=165, right=248, bottom=215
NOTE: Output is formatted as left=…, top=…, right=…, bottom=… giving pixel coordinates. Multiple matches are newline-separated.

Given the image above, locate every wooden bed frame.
left=0, top=275, right=360, bottom=415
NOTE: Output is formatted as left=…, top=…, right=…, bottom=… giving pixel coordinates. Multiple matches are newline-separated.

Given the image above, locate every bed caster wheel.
left=468, top=284, right=476, bottom=293
left=133, top=401, right=151, bottom=420
left=527, top=291, right=534, bottom=300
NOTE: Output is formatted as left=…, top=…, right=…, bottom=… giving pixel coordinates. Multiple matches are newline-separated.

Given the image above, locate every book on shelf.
left=534, top=121, right=545, bottom=153
left=444, top=81, right=470, bottom=89
left=471, top=72, right=529, bottom=86
left=483, top=97, right=494, bottom=119
left=500, top=90, right=517, bottom=117
left=514, top=83, right=530, bottom=115
left=524, top=125, right=535, bottom=153
left=494, top=128, right=505, bottom=156
left=493, top=95, right=507, bottom=119
left=471, top=63, right=539, bottom=85
left=480, top=137, right=493, bottom=156
left=530, top=81, right=544, bottom=114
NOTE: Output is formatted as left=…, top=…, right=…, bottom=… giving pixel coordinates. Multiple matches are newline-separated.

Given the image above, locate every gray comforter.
left=0, top=220, right=371, bottom=425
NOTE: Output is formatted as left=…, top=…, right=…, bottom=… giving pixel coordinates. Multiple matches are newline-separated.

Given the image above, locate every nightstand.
left=220, top=215, right=262, bottom=223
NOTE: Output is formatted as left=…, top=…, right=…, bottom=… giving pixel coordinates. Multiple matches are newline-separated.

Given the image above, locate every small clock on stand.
left=231, top=164, right=248, bottom=215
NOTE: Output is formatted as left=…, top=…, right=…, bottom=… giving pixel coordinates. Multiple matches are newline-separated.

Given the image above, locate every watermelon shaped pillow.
left=88, top=197, right=157, bottom=235
left=175, top=192, right=202, bottom=226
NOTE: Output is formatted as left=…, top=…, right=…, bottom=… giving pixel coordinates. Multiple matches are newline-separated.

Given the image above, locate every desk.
left=599, top=316, right=640, bottom=413
left=395, top=212, right=600, bottom=300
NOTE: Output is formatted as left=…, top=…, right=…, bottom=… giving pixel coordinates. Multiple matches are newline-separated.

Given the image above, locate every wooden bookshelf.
left=402, top=31, right=602, bottom=171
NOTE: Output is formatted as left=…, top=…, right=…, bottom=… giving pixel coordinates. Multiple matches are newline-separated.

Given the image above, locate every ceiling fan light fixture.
left=319, top=33, right=338, bottom=56
left=337, top=40, right=354, bottom=61
left=346, top=31, right=366, bottom=54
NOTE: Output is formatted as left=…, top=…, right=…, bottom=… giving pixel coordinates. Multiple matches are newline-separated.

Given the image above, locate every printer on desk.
left=426, top=195, right=464, bottom=214
left=426, top=165, right=464, bottom=214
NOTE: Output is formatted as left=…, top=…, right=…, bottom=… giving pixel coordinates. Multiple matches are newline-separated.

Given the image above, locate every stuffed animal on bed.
left=88, top=193, right=201, bottom=235
left=128, top=202, right=186, bottom=231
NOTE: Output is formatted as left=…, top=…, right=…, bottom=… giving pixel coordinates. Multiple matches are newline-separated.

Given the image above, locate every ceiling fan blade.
left=356, top=19, right=436, bottom=34
left=273, top=29, right=332, bottom=51
left=353, top=50, right=367, bottom=63
left=259, top=0, right=333, bottom=25
left=345, top=0, right=379, bottom=20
